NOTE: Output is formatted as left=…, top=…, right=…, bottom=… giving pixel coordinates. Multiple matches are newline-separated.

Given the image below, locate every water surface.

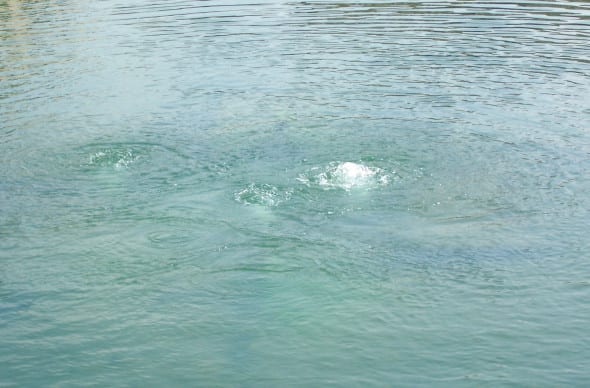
left=1, top=0, right=590, bottom=386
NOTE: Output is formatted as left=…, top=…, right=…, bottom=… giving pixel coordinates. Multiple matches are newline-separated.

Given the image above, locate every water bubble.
left=234, top=183, right=292, bottom=207
left=87, top=148, right=141, bottom=169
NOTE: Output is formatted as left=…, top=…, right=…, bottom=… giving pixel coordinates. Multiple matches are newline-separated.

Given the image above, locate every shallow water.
left=1, top=0, right=590, bottom=386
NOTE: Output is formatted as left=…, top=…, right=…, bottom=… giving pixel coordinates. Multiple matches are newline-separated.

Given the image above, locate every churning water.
left=1, top=0, right=590, bottom=386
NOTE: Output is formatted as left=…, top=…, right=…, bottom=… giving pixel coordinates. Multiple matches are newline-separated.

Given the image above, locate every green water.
left=1, top=0, right=590, bottom=386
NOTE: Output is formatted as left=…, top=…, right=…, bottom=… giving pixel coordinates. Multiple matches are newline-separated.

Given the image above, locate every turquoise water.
left=1, top=0, right=590, bottom=385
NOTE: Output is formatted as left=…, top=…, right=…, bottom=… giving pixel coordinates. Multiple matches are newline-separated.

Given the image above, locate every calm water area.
left=1, top=0, right=590, bottom=386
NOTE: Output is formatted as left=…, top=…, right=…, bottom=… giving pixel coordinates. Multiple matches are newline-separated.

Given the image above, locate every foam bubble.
left=234, top=183, right=292, bottom=207
left=88, top=148, right=140, bottom=169
left=298, top=162, right=390, bottom=191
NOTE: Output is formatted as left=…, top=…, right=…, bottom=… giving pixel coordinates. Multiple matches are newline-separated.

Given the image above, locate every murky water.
left=1, top=0, right=590, bottom=385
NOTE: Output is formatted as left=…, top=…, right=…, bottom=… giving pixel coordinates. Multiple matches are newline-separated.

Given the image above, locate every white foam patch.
left=298, top=162, right=390, bottom=191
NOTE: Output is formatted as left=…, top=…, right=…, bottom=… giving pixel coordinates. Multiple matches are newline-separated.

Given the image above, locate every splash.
left=298, top=161, right=389, bottom=191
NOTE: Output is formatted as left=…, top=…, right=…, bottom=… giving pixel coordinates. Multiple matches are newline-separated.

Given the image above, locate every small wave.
left=298, top=162, right=390, bottom=191
left=234, top=183, right=292, bottom=207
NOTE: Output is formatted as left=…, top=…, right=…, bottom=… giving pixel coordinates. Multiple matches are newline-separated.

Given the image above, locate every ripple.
left=147, top=229, right=196, bottom=249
